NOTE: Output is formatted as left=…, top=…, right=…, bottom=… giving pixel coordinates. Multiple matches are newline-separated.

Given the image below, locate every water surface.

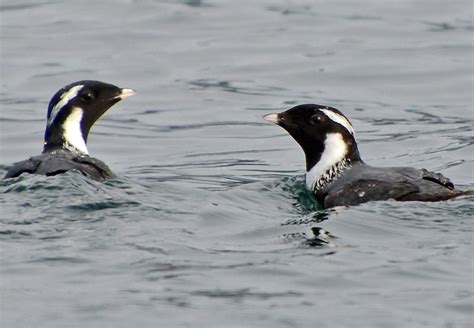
left=1, top=1, right=473, bottom=327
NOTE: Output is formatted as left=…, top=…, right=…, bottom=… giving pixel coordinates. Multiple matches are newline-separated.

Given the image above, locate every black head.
left=43, top=80, right=135, bottom=154
left=263, top=104, right=362, bottom=170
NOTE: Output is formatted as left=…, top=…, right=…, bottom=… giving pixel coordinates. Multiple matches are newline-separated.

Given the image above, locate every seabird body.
left=264, top=104, right=468, bottom=208
left=4, top=80, right=135, bottom=181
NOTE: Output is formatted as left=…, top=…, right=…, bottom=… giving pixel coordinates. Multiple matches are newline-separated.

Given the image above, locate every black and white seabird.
left=264, top=104, right=468, bottom=208
left=4, top=80, right=135, bottom=181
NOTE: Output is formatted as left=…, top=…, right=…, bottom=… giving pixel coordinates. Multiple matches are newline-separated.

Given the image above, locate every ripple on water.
left=1, top=1, right=473, bottom=326
left=66, top=200, right=141, bottom=211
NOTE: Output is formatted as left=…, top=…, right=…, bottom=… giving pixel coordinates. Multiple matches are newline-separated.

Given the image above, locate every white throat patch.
left=306, top=133, right=347, bottom=190
left=48, top=85, right=84, bottom=127
left=62, top=107, right=88, bottom=154
left=320, top=109, right=355, bottom=135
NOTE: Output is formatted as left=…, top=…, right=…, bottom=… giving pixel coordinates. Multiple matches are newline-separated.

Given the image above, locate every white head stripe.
left=62, top=107, right=88, bottom=154
left=48, top=85, right=84, bottom=127
left=320, top=109, right=355, bottom=135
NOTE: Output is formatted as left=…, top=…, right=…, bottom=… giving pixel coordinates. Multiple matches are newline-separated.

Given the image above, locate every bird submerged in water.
left=264, top=104, right=468, bottom=208
left=4, top=80, right=135, bottom=181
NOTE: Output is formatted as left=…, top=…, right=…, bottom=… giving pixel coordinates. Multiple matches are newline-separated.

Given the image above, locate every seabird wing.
left=4, top=157, right=42, bottom=179
left=324, top=179, right=419, bottom=208
left=420, top=169, right=454, bottom=189
left=72, top=156, right=115, bottom=181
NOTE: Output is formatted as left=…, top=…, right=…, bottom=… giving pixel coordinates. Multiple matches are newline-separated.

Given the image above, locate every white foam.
left=320, top=109, right=355, bottom=135
left=48, top=85, right=84, bottom=127
left=62, top=107, right=88, bottom=154
left=306, top=133, right=347, bottom=190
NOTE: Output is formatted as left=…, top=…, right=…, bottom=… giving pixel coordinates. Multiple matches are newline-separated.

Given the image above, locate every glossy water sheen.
left=1, top=1, right=473, bottom=327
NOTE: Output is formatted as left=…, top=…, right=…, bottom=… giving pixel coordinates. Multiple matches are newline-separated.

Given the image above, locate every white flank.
left=48, top=85, right=84, bottom=127
left=306, top=133, right=347, bottom=190
left=62, top=107, right=88, bottom=154
left=320, top=109, right=355, bottom=135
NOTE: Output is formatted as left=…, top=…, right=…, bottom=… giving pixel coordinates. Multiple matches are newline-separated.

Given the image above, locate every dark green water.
left=1, top=1, right=473, bottom=327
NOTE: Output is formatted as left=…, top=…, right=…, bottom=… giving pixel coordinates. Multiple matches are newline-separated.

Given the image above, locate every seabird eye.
left=80, top=92, right=94, bottom=103
left=310, top=114, right=322, bottom=126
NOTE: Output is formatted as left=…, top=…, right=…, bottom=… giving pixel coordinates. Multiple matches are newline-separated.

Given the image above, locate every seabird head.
left=264, top=104, right=362, bottom=190
left=43, top=80, right=135, bottom=154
